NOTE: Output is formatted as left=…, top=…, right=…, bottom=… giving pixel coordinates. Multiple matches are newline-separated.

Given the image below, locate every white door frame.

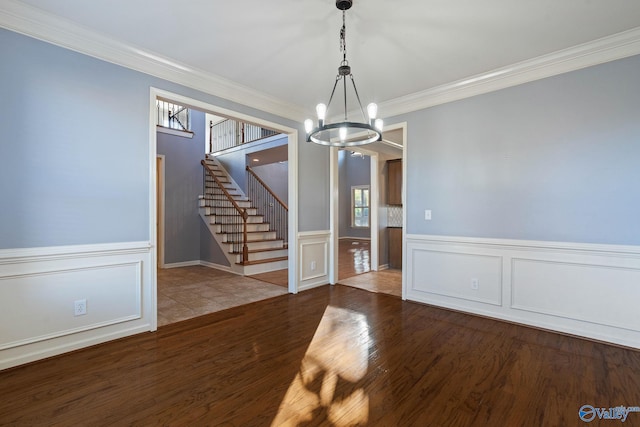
left=156, top=154, right=166, bottom=269
left=329, top=123, right=408, bottom=301
left=148, top=88, right=300, bottom=329
left=329, top=147, right=379, bottom=284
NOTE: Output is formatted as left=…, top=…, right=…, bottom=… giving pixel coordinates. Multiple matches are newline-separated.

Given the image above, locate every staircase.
left=199, top=156, right=288, bottom=275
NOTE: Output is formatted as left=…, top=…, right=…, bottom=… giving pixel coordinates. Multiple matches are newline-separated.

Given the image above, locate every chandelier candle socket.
left=305, top=0, right=383, bottom=147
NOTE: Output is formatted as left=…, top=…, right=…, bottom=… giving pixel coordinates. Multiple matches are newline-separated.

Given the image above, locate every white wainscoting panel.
left=0, top=242, right=153, bottom=370
left=511, top=258, right=640, bottom=331
left=298, top=231, right=330, bottom=291
left=410, top=249, right=502, bottom=306
left=406, top=235, right=640, bottom=349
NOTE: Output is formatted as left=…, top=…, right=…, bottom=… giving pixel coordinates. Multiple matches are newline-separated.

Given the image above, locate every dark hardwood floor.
left=249, top=238, right=377, bottom=288
left=338, top=238, right=371, bottom=280
left=1, top=285, right=639, bottom=426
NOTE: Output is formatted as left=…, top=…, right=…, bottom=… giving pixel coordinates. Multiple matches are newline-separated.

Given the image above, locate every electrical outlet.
left=311, top=260, right=317, bottom=271
left=74, top=299, right=87, bottom=316
left=424, top=210, right=432, bottom=220
left=471, top=278, right=479, bottom=290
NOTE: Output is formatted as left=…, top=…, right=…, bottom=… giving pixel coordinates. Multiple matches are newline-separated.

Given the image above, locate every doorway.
left=336, top=150, right=375, bottom=281
left=149, top=88, right=299, bottom=329
left=329, top=123, right=406, bottom=298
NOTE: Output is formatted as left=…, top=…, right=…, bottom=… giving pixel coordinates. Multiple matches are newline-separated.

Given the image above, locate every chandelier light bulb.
left=304, top=119, right=314, bottom=134
left=367, top=103, right=378, bottom=120
left=316, top=103, right=327, bottom=121
left=303, top=1, right=382, bottom=147
left=375, top=119, right=384, bottom=131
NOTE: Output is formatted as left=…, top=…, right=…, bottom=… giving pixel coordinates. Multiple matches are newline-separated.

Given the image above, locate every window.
left=352, top=186, right=370, bottom=228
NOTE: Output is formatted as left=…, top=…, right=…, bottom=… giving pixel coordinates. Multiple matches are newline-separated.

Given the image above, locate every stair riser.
left=207, top=215, right=264, bottom=224
left=204, top=181, right=236, bottom=189
left=213, top=224, right=270, bottom=233
left=242, top=260, right=289, bottom=276
left=228, top=240, right=284, bottom=251
left=222, top=232, right=277, bottom=242
left=204, top=189, right=243, bottom=198
left=202, top=200, right=253, bottom=209
left=205, top=203, right=258, bottom=214
left=236, top=249, right=288, bottom=263
left=205, top=207, right=258, bottom=216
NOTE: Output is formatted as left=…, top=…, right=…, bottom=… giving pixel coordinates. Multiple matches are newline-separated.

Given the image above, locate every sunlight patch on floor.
left=272, top=306, right=371, bottom=426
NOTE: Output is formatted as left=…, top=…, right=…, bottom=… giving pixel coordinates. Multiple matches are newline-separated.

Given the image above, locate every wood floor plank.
left=1, top=284, right=639, bottom=426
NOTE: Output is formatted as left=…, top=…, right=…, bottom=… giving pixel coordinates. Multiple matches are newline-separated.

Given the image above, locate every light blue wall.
left=156, top=112, right=229, bottom=266
left=389, top=54, right=640, bottom=245
left=216, top=134, right=288, bottom=192
left=0, top=28, right=327, bottom=249
left=251, top=162, right=289, bottom=205
left=338, top=151, right=371, bottom=239
left=157, top=111, right=205, bottom=264
left=299, top=141, right=330, bottom=231
left=0, top=29, right=149, bottom=248
left=199, top=220, right=230, bottom=266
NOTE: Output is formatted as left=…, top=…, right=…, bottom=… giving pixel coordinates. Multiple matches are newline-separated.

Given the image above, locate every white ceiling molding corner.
left=0, top=0, right=307, bottom=122
left=3, top=0, right=640, bottom=124
left=379, top=26, right=640, bottom=119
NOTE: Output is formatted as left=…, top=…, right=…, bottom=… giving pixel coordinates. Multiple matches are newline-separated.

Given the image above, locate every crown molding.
left=0, top=0, right=307, bottom=122
left=2, top=0, right=640, bottom=122
left=379, top=26, right=640, bottom=119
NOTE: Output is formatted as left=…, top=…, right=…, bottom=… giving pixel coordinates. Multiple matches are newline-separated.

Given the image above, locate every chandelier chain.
left=303, top=0, right=382, bottom=147
left=340, top=11, right=347, bottom=63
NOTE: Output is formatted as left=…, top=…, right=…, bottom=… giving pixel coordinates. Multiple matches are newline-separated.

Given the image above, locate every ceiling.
left=5, top=0, right=640, bottom=119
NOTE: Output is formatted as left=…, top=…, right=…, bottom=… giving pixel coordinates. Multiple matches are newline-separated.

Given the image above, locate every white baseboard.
left=199, top=260, right=237, bottom=274
left=298, top=279, right=330, bottom=292
left=162, top=260, right=201, bottom=269
left=406, top=234, right=640, bottom=349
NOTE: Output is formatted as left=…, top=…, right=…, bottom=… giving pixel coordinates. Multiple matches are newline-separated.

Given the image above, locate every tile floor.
left=157, top=266, right=288, bottom=326
left=338, top=268, right=402, bottom=297
left=158, top=239, right=402, bottom=326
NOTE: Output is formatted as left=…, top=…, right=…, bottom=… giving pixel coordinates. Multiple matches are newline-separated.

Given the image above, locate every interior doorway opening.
left=329, top=124, right=406, bottom=298
left=149, top=88, right=298, bottom=328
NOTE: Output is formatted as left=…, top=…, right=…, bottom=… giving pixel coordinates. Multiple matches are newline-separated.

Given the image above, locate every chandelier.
left=304, top=0, right=383, bottom=147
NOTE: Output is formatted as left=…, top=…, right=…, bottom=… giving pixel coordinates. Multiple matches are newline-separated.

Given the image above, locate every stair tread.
left=226, top=238, right=283, bottom=244
left=207, top=214, right=262, bottom=218
left=231, top=246, right=288, bottom=255
left=219, top=230, right=274, bottom=235
left=236, top=256, right=288, bottom=266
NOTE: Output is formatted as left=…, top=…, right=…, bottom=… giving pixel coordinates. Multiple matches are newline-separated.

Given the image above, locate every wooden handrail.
left=246, top=166, right=288, bottom=211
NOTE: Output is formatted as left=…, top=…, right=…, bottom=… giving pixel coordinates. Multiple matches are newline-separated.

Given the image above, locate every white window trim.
left=351, top=185, right=370, bottom=228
